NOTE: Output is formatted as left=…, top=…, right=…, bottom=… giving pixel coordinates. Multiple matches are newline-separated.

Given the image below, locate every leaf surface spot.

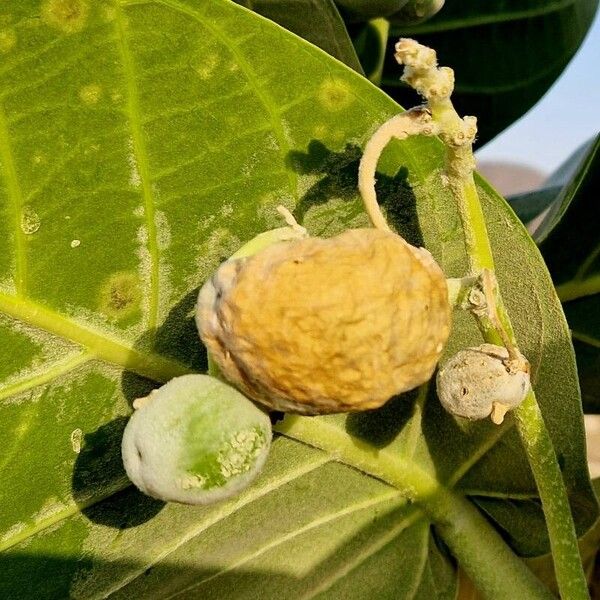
left=0, top=29, right=16, bottom=53
left=41, top=0, right=89, bottom=34
left=317, top=78, right=353, bottom=112
left=99, top=271, right=142, bottom=321
left=79, top=83, right=102, bottom=105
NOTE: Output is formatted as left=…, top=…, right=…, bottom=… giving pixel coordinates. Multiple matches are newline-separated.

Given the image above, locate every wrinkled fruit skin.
left=436, top=344, right=531, bottom=420
left=122, top=375, right=272, bottom=505
left=197, top=228, right=451, bottom=414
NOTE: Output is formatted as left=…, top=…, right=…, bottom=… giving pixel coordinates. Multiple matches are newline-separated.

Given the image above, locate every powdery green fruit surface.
left=197, top=228, right=451, bottom=414
left=122, top=374, right=272, bottom=505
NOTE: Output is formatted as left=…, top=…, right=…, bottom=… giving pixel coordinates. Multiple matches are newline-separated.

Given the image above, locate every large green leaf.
left=0, top=0, right=595, bottom=597
left=527, top=136, right=600, bottom=412
left=233, top=0, right=364, bottom=74
left=381, top=0, right=599, bottom=144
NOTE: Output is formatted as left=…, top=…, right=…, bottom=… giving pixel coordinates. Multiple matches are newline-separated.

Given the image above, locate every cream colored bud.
left=437, top=344, right=530, bottom=424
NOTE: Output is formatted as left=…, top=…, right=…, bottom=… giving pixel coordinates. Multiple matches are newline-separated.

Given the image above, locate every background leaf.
left=506, top=135, right=598, bottom=226
left=507, top=136, right=600, bottom=413
left=233, top=0, right=363, bottom=73
left=383, top=0, right=599, bottom=144
left=350, top=17, right=390, bottom=85
left=0, top=0, right=595, bottom=597
left=524, top=135, right=600, bottom=412
left=506, top=186, right=562, bottom=227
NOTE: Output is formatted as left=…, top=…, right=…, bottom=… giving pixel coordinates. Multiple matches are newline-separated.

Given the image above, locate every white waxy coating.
left=122, top=374, right=272, bottom=505
left=436, top=344, right=530, bottom=421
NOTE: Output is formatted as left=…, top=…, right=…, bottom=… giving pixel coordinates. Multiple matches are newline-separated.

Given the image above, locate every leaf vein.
left=147, top=0, right=299, bottom=201
left=0, top=351, right=90, bottom=401
left=114, top=4, right=161, bottom=332
left=165, top=490, right=404, bottom=599
left=0, top=292, right=190, bottom=383
left=103, top=455, right=331, bottom=598
left=300, top=509, right=424, bottom=599
left=0, top=101, right=26, bottom=295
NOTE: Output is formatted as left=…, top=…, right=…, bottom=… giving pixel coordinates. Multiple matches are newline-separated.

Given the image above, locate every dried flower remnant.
left=437, top=344, right=530, bottom=424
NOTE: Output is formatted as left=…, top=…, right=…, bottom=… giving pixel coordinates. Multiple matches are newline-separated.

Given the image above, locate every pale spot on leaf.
left=98, top=272, right=142, bottom=321
left=0, top=29, right=16, bottom=53
left=21, top=206, right=41, bottom=235
left=79, top=83, right=102, bottom=105
left=317, top=78, right=353, bottom=112
left=41, top=0, right=89, bottom=34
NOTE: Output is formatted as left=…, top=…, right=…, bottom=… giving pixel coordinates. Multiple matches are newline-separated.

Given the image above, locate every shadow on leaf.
left=0, top=503, right=444, bottom=600
left=345, top=389, right=420, bottom=450
left=121, top=288, right=208, bottom=407
left=287, top=140, right=424, bottom=247
left=72, top=288, right=213, bottom=529
left=71, top=417, right=165, bottom=529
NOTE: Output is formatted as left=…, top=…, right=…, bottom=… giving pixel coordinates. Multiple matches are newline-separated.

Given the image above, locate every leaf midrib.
left=0, top=101, right=26, bottom=295
left=0, top=292, right=190, bottom=385
left=114, top=2, right=161, bottom=332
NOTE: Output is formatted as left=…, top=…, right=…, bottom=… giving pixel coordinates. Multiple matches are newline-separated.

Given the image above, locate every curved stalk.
left=358, top=109, right=439, bottom=231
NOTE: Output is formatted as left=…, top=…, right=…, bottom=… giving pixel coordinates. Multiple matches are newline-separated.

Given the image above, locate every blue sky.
left=476, top=10, right=600, bottom=177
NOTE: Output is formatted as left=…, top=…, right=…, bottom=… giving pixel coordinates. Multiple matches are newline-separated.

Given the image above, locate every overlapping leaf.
left=0, top=0, right=595, bottom=598
left=535, top=136, right=599, bottom=412
left=384, top=0, right=599, bottom=144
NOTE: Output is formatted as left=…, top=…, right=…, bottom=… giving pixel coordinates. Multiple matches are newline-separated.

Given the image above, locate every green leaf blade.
left=0, top=0, right=595, bottom=597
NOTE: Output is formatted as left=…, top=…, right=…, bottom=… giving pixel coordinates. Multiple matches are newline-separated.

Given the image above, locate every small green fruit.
left=122, top=374, right=272, bottom=505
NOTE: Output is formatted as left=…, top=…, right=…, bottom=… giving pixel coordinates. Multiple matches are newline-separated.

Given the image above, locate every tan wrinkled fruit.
left=197, top=228, right=451, bottom=414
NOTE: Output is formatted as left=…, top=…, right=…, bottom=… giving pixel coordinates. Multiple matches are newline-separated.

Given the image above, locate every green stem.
left=276, top=416, right=553, bottom=600
left=426, top=487, right=554, bottom=600
left=516, top=391, right=588, bottom=599
left=452, top=175, right=494, bottom=273
left=430, top=102, right=589, bottom=599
